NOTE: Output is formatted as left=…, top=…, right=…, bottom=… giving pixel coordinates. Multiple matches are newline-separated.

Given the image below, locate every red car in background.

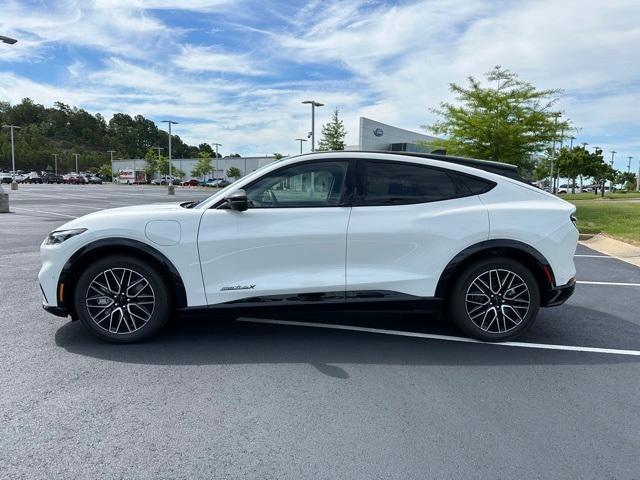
left=63, top=173, right=87, bottom=184
left=180, top=179, right=201, bottom=186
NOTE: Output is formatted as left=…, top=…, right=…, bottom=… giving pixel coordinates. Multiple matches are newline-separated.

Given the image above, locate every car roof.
left=299, top=150, right=526, bottom=183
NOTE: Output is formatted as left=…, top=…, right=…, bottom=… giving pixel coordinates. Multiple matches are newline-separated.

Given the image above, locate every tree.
left=226, top=166, right=242, bottom=180
left=98, top=163, right=112, bottom=179
left=144, top=148, right=159, bottom=177
left=555, top=146, right=591, bottom=193
left=582, top=147, right=613, bottom=197
left=191, top=152, right=213, bottom=179
left=317, top=108, right=347, bottom=151
left=619, top=171, right=637, bottom=191
left=273, top=152, right=285, bottom=160
left=428, top=66, right=569, bottom=172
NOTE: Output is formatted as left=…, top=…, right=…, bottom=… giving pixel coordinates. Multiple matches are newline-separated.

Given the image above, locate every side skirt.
left=177, top=290, right=444, bottom=318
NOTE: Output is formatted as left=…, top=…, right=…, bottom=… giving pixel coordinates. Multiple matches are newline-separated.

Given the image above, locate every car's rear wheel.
left=448, top=257, right=540, bottom=341
left=74, top=255, right=171, bottom=343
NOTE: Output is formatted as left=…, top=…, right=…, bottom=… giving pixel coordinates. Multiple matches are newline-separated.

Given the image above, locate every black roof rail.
left=301, top=150, right=526, bottom=182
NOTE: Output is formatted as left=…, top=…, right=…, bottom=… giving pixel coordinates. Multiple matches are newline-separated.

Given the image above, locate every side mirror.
left=225, top=189, right=248, bottom=212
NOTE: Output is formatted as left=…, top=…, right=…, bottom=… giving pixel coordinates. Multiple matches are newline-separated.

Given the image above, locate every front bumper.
left=542, top=277, right=576, bottom=307
left=43, top=303, right=68, bottom=318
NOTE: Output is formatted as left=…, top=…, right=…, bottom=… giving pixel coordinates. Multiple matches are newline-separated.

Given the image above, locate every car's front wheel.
left=74, top=255, right=171, bottom=342
left=448, top=257, right=540, bottom=341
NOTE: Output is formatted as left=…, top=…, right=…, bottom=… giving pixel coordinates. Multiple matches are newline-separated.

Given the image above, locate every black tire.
left=74, top=255, right=171, bottom=343
left=447, top=257, right=540, bottom=342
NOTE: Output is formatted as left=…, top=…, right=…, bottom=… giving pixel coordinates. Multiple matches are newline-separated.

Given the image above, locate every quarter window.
left=245, top=161, right=348, bottom=208
left=360, top=160, right=462, bottom=205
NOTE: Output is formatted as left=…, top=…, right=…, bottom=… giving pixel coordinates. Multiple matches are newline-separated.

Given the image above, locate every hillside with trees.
left=0, top=98, right=207, bottom=172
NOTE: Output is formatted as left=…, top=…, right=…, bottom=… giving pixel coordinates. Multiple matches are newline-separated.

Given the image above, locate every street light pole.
left=295, top=138, right=308, bottom=154
left=3, top=124, right=20, bottom=190
left=73, top=153, right=80, bottom=173
left=161, top=120, right=178, bottom=195
left=627, top=156, right=633, bottom=174
left=52, top=154, right=58, bottom=175
left=302, top=100, right=324, bottom=152
left=0, top=35, right=18, bottom=45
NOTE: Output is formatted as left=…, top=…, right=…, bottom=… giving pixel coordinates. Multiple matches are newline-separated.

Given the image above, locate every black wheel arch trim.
left=435, top=239, right=561, bottom=306
left=58, top=237, right=188, bottom=315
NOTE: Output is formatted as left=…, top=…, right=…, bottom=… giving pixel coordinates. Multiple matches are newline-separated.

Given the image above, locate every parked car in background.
left=180, top=179, right=200, bottom=187
left=42, top=171, right=63, bottom=184
left=205, top=178, right=231, bottom=188
left=3, top=171, right=27, bottom=183
left=151, top=175, right=179, bottom=185
left=40, top=151, right=578, bottom=343
left=63, top=173, right=87, bottom=184
left=86, top=174, right=103, bottom=184
left=23, top=171, right=44, bottom=184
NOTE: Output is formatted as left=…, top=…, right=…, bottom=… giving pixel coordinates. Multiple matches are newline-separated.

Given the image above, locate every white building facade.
left=111, top=156, right=275, bottom=182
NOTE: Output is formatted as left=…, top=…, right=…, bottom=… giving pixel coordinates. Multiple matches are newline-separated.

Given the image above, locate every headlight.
left=44, top=228, right=87, bottom=245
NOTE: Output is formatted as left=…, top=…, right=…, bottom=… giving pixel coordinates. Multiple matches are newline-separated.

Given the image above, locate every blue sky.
left=1, top=0, right=639, bottom=168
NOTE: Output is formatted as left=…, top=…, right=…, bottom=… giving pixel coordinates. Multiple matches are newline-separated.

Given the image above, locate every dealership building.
left=347, top=117, right=441, bottom=153
left=111, top=117, right=441, bottom=181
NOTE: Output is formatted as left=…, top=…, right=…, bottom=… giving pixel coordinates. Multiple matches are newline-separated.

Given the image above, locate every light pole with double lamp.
left=3, top=124, right=20, bottom=190
left=302, top=100, right=324, bottom=152
left=0, top=35, right=17, bottom=210
left=0, top=35, right=17, bottom=45
left=161, top=120, right=178, bottom=194
left=295, top=138, right=307, bottom=154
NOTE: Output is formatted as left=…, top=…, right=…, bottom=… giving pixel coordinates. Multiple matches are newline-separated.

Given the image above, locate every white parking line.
left=577, top=280, right=640, bottom=287
left=237, top=318, right=640, bottom=357
left=10, top=207, right=78, bottom=219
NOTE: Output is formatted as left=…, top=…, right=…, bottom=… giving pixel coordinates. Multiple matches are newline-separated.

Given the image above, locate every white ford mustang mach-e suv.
left=40, top=152, right=578, bottom=342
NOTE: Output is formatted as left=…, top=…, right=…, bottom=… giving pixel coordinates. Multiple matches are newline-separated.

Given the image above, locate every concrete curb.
left=579, top=233, right=640, bottom=268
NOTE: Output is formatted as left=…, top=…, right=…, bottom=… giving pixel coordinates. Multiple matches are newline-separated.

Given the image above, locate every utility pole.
left=569, top=136, right=575, bottom=150
left=610, top=151, right=616, bottom=192
left=627, top=156, right=633, bottom=174
left=295, top=138, right=308, bottom=154
left=549, top=113, right=560, bottom=194
left=212, top=143, right=222, bottom=177
left=107, top=150, right=116, bottom=182
left=161, top=120, right=178, bottom=195
left=52, top=154, right=58, bottom=175
left=636, top=158, right=640, bottom=192
left=151, top=147, right=163, bottom=183
left=3, top=125, right=20, bottom=190
left=302, top=100, right=324, bottom=152
left=73, top=153, right=80, bottom=174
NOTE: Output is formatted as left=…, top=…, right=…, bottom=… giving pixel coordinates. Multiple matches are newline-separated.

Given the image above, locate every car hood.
left=55, top=202, right=193, bottom=231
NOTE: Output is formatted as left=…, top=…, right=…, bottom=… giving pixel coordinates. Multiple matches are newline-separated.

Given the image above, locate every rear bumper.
left=542, top=277, right=575, bottom=307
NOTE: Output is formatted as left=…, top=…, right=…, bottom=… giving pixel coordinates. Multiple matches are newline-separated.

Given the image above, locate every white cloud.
left=172, top=45, right=264, bottom=76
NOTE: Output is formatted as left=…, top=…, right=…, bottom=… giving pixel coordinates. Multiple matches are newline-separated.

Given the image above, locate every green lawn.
left=568, top=199, right=640, bottom=246
left=561, top=192, right=640, bottom=201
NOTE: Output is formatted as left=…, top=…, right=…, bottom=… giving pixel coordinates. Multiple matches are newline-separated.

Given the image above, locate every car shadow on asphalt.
left=54, top=307, right=640, bottom=376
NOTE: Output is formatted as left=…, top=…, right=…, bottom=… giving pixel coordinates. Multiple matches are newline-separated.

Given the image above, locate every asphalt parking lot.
left=1, top=183, right=640, bottom=479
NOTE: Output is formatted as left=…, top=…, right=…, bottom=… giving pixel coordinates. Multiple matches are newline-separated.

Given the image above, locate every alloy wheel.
left=465, top=268, right=530, bottom=334
left=85, top=268, right=155, bottom=334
